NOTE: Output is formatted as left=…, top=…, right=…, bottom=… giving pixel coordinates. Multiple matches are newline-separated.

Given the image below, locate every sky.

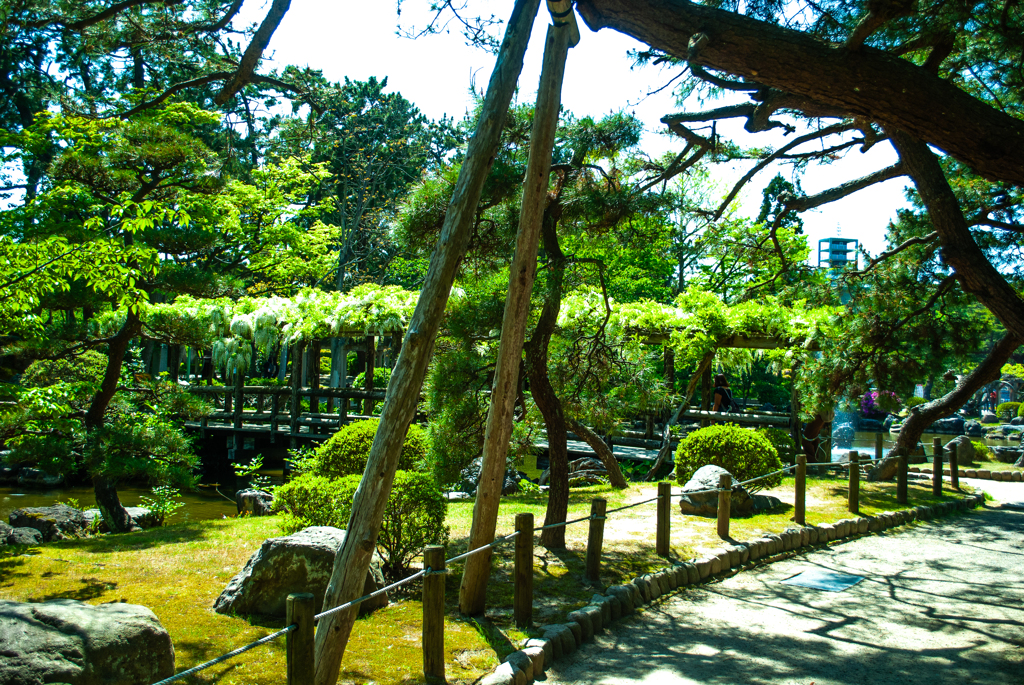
left=235, top=0, right=912, bottom=263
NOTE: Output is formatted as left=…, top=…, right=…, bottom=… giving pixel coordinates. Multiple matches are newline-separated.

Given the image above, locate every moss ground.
left=1, top=474, right=976, bottom=684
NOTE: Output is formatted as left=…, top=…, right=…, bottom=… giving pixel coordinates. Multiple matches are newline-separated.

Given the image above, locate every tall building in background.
left=818, top=237, right=859, bottom=272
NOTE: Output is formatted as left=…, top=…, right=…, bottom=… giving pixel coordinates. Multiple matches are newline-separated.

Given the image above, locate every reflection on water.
left=0, top=484, right=238, bottom=523
left=831, top=430, right=1008, bottom=462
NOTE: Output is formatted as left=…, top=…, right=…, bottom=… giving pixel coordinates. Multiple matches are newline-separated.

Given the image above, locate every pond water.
left=0, top=484, right=239, bottom=524
left=832, top=430, right=1014, bottom=461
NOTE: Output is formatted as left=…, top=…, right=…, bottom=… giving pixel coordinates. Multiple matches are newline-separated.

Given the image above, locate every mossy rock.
left=313, top=419, right=426, bottom=478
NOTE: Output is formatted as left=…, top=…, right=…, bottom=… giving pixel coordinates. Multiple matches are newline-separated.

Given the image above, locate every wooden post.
left=950, top=442, right=959, bottom=490
left=422, top=546, right=446, bottom=684
left=270, top=391, right=280, bottom=444
left=932, top=437, right=943, bottom=496
left=717, top=473, right=731, bottom=539
left=794, top=453, right=806, bottom=525
left=232, top=366, right=244, bottom=455
left=286, top=593, right=315, bottom=685
left=897, top=453, right=908, bottom=505
left=514, top=512, right=533, bottom=628
left=313, top=0, right=542, bottom=679
left=656, top=481, right=671, bottom=557
left=585, top=498, right=606, bottom=583
left=362, top=336, right=376, bottom=416
left=290, top=343, right=304, bottom=447
left=848, top=451, right=860, bottom=514
left=307, top=339, right=321, bottom=416
left=458, top=13, right=573, bottom=616
left=875, top=432, right=884, bottom=463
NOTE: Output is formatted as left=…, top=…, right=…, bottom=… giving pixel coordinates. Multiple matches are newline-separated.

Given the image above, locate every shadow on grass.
left=47, top=520, right=214, bottom=554
left=28, top=576, right=117, bottom=602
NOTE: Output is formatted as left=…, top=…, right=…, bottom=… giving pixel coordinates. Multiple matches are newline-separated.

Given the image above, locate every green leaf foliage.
left=675, top=424, right=783, bottom=488
left=275, top=470, right=449, bottom=579
left=313, top=419, right=426, bottom=479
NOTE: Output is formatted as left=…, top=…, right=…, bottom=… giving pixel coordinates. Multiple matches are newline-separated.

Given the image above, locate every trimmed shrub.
left=904, top=396, right=928, bottom=409
left=675, top=424, right=782, bottom=489
left=353, top=366, right=392, bottom=390
left=1020, top=403, right=1024, bottom=418
left=275, top=470, right=449, bottom=579
left=757, top=426, right=795, bottom=464
left=313, top=419, right=426, bottom=478
left=994, top=401, right=1020, bottom=421
left=22, top=350, right=108, bottom=388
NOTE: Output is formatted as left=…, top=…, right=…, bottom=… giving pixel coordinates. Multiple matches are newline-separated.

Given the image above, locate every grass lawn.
left=0, top=474, right=975, bottom=684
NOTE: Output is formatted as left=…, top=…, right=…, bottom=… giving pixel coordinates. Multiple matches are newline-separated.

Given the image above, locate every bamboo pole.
left=459, top=14, right=573, bottom=616
left=312, top=2, right=541, bottom=681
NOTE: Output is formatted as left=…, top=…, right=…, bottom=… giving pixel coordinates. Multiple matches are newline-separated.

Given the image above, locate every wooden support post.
left=897, top=453, right=908, bottom=505
left=794, top=453, right=806, bottom=525
left=656, top=481, right=671, bottom=557
left=848, top=451, right=860, bottom=514
left=270, top=392, right=280, bottom=444
left=307, top=340, right=321, bottom=423
left=875, top=432, right=884, bottom=463
left=950, top=443, right=959, bottom=490
left=422, top=546, right=446, bottom=684
left=585, top=498, right=606, bottom=583
left=361, top=336, right=375, bottom=416
left=514, top=513, right=533, bottom=628
left=717, top=474, right=731, bottom=539
left=290, top=343, right=304, bottom=447
left=232, top=367, right=244, bottom=454
left=932, top=437, right=943, bottom=496
left=286, top=593, right=315, bottom=685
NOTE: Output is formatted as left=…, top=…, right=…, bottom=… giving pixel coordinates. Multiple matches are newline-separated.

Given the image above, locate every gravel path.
left=546, top=486, right=1024, bottom=685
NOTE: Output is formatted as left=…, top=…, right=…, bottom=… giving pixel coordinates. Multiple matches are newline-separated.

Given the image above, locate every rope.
left=151, top=624, right=295, bottom=685
left=603, top=495, right=660, bottom=515
left=537, top=512, right=596, bottom=531
left=314, top=569, right=426, bottom=622
left=444, top=530, right=520, bottom=565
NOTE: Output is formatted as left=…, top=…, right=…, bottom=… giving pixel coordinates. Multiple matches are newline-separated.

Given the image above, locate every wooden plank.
left=677, top=409, right=791, bottom=426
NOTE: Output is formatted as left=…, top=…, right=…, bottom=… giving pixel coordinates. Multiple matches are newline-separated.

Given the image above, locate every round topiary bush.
left=275, top=470, right=449, bottom=579
left=21, top=350, right=108, bottom=388
left=675, top=424, right=782, bottom=488
left=994, top=401, right=1020, bottom=422
left=313, top=419, right=426, bottom=478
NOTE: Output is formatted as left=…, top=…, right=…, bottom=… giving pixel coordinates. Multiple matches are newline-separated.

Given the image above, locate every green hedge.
left=313, top=418, right=426, bottom=478
left=275, top=470, right=449, bottom=579
left=675, top=424, right=782, bottom=489
left=994, top=401, right=1021, bottom=421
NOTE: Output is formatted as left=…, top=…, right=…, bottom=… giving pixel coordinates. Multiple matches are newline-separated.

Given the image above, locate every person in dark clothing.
left=712, top=373, right=735, bottom=413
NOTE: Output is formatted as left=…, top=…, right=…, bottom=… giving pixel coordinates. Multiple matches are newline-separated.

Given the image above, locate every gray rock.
left=9, top=505, right=87, bottom=542
left=0, top=599, right=174, bottom=685
left=0, top=466, right=18, bottom=485
left=677, top=465, right=755, bottom=517
left=446, top=491, right=472, bottom=500
left=832, top=424, right=855, bottom=448
left=944, top=436, right=980, bottom=465
left=567, top=609, right=593, bottom=641
left=965, top=420, right=984, bottom=437
left=980, top=412, right=999, bottom=424
left=991, top=446, right=1022, bottom=464
left=6, top=527, right=42, bottom=545
left=81, top=507, right=156, bottom=533
left=526, top=637, right=553, bottom=665
left=214, top=526, right=387, bottom=618
left=504, top=650, right=533, bottom=681
left=235, top=489, right=274, bottom=516
left=16, top=468, right=63, bottom=488
left=0, top=522, right=9, bottom=544
left=1011, top=416, right=1022, bottom=426
left=927, top=415, right=965, bottom=434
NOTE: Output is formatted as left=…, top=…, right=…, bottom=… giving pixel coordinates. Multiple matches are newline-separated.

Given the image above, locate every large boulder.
left=0, top=522, right=10, bottom=544
left=991, top=446, right=1023, bottom=464
left=927, top=415, right=965, bottom=434
left=9, top=505, right=87, bottom=542
left=1011, top=416, right=1022, bottom=426
left=943, top=436, right=980, bottom=466
left=676, top=465, right=779, bottom=517
left=6, top=527, right=43, bottom=545
left=980, top=412, right=999, bottom=424
left=0, top=599, right=174, bottom=685
left=214, top=526, right=387, bottom=618
left=858, top=418, right=885, bottom=432
left=235, top=489, right=274, bottom=516
left=80, top=507, right=155, bottom=533
left=17, top=468, right=63, bottom=487
left=964, top=421, right=984, bottom=437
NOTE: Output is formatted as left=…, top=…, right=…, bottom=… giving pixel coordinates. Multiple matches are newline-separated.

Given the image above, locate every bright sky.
left=237, top=0, right=912, bottom=262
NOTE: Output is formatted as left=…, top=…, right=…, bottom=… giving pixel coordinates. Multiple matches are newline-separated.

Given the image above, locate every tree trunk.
left=84, top=309, right=142, bottom=533
left=312, top=2, right=541, bottom=681
left=573, top=0, right=1024, bottom=187
left=645, top=350, right=716, bottom=481
left=566, top=418, right=629, bottom=488
left=458, top=20, right=572, bottom=615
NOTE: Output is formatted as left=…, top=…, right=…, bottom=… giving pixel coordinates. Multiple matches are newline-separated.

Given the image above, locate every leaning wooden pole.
left=458, top=6, right=575, bottom=616
left=311, top=2, right=542, bottom=682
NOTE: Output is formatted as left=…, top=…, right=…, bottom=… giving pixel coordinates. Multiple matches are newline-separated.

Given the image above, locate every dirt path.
left=546, top=490, right=1024, bottom=685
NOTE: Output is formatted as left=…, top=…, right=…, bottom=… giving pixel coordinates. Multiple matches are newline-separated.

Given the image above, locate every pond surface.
left=832, top=430, right=1014, bottom=461
left=0, top=484, right=238, bottom=524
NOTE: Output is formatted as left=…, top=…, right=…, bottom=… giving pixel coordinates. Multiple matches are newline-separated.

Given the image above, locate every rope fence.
left=151, top=439, right=918, bottom=685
